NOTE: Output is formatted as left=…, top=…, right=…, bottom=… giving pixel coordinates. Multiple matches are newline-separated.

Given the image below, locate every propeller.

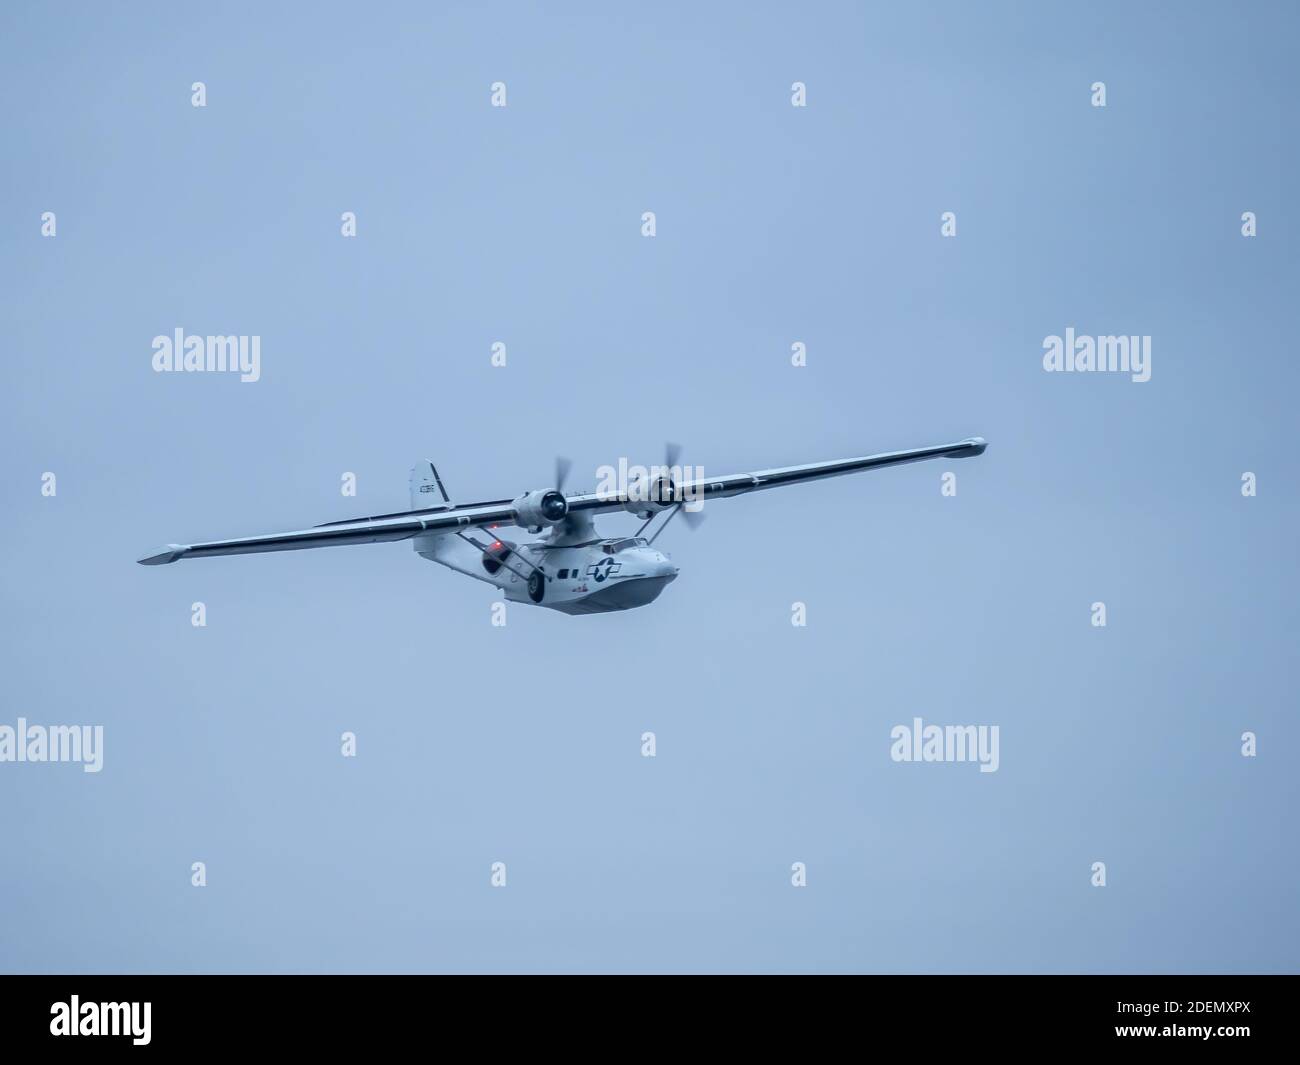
left=638, top=441, right=704, bottom=539
left=664, top=442, right=704, bottom=528
left=555, top=455, right=572, bottom=494
left=679, top=503, right=706, bottom=531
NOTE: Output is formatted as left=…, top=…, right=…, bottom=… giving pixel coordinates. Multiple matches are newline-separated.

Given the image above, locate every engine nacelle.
left=512, top=489, right=569, bottom=531
left=622, top=474, right=678, bottom=519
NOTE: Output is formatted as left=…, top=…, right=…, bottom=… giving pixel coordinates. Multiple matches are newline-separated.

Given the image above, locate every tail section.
left=409, top=461, right=453, bottom=511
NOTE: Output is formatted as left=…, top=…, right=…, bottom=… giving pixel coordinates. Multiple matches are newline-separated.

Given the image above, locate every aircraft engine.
left=622, top=472, right=679, bottom=519
left=512, top=489, right=569, bottom=531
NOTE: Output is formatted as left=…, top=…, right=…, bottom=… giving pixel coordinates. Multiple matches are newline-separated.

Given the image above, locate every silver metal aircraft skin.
left=139, top=437, right=988, bottom=615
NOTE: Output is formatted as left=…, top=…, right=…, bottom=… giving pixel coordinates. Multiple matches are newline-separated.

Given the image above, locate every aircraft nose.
left=642, top=550, right=677, bottom=578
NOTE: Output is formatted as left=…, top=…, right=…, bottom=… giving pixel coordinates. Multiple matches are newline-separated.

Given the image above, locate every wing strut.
left=647, top=505, right=680, bottom=544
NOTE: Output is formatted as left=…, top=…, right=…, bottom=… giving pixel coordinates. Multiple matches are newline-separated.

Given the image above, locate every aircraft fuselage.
left=416, top=530, right=678, bottom=614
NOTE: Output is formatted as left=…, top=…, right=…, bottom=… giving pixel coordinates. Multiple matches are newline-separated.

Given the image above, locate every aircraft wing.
left=136, top=500, right=520, bottom=565
left=137, top=438, right=986, bottom=565
left=567, top=436, right=988, bottom=514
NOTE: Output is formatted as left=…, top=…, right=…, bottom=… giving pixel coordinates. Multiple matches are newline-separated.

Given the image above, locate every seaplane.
left=138, top=437, right=988, bottom=615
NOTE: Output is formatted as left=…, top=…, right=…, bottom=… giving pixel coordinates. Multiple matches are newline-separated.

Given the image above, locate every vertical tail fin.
left=410, top=461, right=453, bottom=511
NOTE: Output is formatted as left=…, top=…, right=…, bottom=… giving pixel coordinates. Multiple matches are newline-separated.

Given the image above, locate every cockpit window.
left=604, top=537, right=648, bottom=554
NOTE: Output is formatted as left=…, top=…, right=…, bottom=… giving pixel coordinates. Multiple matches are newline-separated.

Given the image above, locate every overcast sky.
left=2, top=0, right=1297, bottom=972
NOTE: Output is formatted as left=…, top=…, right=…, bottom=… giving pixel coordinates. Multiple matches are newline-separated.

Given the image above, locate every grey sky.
left=2, top=1, right=1296, bottom=972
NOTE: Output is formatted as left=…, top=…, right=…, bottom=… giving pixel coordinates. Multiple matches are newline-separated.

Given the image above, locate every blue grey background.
left=2, top=0, right=1296, bottom=973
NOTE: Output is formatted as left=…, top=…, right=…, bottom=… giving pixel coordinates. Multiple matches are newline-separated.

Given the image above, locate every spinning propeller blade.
left=555, top=455, right=573, bottom=494
left=646, top=441, right=705, bottom=538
